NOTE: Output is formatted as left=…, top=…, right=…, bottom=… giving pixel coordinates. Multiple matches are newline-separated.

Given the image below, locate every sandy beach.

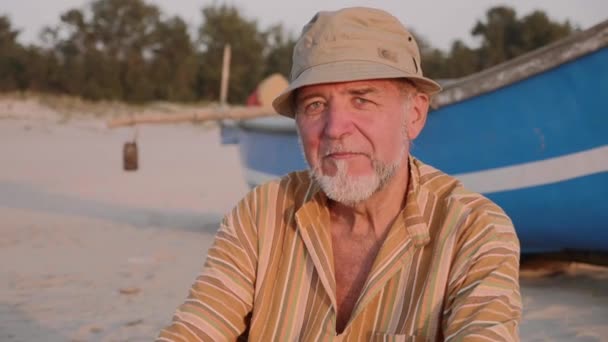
left=1, top=96, right=607, bottom=341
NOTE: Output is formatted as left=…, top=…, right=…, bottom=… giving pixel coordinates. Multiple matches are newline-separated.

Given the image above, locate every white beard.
left=307, top=140, right=407, bottom=206
left=310, top=158, right=396, bottom=206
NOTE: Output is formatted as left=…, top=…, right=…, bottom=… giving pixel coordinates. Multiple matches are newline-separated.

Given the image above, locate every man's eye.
left=354, top=97, right=371, bottom=106
left=304, top=101, right=325, bottom=115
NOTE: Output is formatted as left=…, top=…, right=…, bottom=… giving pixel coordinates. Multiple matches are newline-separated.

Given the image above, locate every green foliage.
left=149, top=17, right=199, bottom=101
left=0, top=15, right=28, bottom=90
left=472, top=6, right=521, bottom=68
left=264, top=24, right=297, bottom=78
left=422, top=6, right=575, bottom=79
left=0, top=4, right=578, bottom=102
left=197, top=4, right=268, bottom=103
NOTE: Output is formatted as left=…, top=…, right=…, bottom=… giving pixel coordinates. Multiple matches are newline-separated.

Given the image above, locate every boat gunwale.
left=432, top=19, right=608, bottom=109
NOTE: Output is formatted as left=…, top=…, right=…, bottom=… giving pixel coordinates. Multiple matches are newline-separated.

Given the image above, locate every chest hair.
left=332, top=229, right=384, bottom=333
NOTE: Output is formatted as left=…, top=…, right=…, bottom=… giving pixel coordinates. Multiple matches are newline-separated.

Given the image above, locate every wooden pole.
left=220, top=44, right=231, bottom=106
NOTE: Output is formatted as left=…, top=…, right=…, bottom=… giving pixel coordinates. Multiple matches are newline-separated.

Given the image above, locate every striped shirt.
left=159, top=157, right=522, bottom=341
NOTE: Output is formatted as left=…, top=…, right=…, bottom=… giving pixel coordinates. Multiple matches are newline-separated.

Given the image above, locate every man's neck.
left=328, top=159, right=410, bottom=237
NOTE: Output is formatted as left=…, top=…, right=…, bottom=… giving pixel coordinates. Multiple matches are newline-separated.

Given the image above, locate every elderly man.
left=159, top=7, right=521, bottom=341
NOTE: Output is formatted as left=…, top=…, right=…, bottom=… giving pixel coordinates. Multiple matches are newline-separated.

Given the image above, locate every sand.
left=1, top=96, right=607, bottom=341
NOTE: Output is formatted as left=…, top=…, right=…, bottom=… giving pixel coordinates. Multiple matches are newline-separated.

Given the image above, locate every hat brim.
left=272, top=60, right=442, bottom=117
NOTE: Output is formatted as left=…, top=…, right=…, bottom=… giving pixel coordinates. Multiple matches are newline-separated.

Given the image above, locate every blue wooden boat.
left=222, top=20, right=608, bottom=255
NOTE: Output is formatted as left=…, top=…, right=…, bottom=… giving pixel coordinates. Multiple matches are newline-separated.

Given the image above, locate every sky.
left=2, top=0, right=607, bottom=50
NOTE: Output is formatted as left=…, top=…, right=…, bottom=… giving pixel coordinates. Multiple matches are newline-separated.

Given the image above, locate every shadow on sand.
left=0, top=303, right=67, bottom=342
left=0, top=181, right=223, bottom=233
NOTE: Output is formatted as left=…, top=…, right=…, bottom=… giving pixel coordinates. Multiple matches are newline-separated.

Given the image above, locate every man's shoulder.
left=222, top=170, right=313, bottom=231
left=254, top=169, right=312, bottom=193
left=241, top=170, right=314, bottom=207
left=414, top=158, right=510, bottom=221
left=414, top=158, right=518, bottom=252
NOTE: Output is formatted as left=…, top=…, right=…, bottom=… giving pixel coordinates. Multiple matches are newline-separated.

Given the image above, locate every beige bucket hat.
left=272, top=7, right=442, bottom=117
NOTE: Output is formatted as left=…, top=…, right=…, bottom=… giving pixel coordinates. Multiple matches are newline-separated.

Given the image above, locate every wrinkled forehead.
left=293, top=78, right=416, bottom=104
left=297, top=79, right=404, bottom=98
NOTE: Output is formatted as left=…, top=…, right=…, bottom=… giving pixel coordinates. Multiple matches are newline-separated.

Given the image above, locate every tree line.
left=0, top=1, right=574, bottom=104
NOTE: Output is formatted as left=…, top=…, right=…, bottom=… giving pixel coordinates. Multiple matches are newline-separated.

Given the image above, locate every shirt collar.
left=296, top=156, right=431, bottom=247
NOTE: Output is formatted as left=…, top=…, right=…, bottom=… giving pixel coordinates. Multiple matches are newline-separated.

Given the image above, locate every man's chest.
left=249, top=224, right=450, bottom=340
left=331, top=230, right=385, bottom=331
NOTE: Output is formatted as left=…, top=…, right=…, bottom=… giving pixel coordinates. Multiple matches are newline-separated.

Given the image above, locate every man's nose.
left=323, top=102, right=353, bottom=139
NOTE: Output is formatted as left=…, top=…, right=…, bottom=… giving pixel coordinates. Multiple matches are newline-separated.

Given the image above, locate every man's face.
left=294, top=79, right=415, bottom=205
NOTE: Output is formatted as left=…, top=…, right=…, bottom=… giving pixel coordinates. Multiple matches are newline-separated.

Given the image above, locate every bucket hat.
left=272, top=7, right=442, bottom=117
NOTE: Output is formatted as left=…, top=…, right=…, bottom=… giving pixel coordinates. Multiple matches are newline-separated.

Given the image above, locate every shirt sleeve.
left=442, top=204, right=522, bottom=341
left=158, top=195, right=259, bottom=341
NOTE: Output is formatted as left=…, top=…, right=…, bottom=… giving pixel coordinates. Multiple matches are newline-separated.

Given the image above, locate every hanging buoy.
left=123, top=124, right=139, bottom=171
left=123, top=141, right=138, bottom=171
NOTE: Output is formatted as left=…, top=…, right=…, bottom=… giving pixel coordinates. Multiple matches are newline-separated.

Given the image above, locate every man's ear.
left=406, top=92, right=429, bottom=140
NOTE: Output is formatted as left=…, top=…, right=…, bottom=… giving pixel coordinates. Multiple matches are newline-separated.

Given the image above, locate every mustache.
left=321, top=144, right=369, bottom=157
